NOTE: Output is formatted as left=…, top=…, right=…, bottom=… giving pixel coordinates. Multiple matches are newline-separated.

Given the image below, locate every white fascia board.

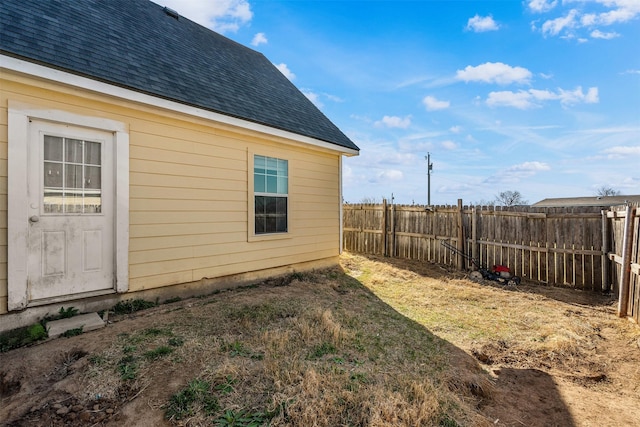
left=1, top=55, right=360, bottom=157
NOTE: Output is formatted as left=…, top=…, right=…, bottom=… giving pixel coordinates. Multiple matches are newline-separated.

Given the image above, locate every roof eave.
left=1, top=54, right=359, bottom=156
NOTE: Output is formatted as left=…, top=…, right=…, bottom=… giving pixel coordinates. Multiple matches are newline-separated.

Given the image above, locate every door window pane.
left=42, top=135, right=103, bottom=214
left=44, top=162, right=63, bottom=188
left=84, top=166, right=101, bottom=189
left=65, top=164, right=83, bottom=189
left=44, top=136, right=63, bottom=161
left=64, top=191, right=83, bottom=213
left=65, top=138, right=83, bottom=163
left=84, top=141, right=101, bottom=165
left=43, top=190, right=64, bottom=213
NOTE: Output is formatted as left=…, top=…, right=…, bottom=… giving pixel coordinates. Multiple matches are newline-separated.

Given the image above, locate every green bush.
left=112, top=299, right=157, bottom=315
left=0, top=323, right=48, bottom=352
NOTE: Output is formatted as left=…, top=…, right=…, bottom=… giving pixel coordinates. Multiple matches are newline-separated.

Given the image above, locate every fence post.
left=382, top=198, right=388, bottom=256
left=618, top=205, right=636, bottom=317
left=602, top=209, right=611, bottom=292
left=391, top=202, right=396, bottom=257
left=471, top=206, right=478, bottom=270
left=457, top=199, right=464, bottom=270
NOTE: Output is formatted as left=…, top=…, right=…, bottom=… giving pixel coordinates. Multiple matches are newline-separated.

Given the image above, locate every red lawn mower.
left=441, top=241, right=521, bottom=286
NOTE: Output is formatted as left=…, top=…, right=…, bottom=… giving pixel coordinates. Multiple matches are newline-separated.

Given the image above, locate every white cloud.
left=466, top=15, right=499, bottom=32
left=622, top=69, right=640, bottom=75
left=603, top=145, right=640, bottom=158
left=486, top=90, right=537, bottom=109
left=456, top=62, right=532, bottom=85
left=397, top=138, right=436, bottom=154
left=153, top=0, right=252, bottom=33
left=513, top=161, right=550, bottom=172
left=325, top=93, right=344, bottom=103
left=375, top=115, right=412, bottom=129
left=302, top=90, right=322, bottom=108
left=592, top=0, right=640, bottom=25
left=422, top=96, right=450, bottom=111
left=251, top=32, right=268, bottom=46
left=619, top=176, right=640, bottom=190
left=541, top=9, right=578, bottom=36
left=275, top=63, right=295, bottom=80
left=378, top=170, right=404, bottom=181
left=486, top=86, right=599, bottom=109
left=485, top=161, right=551, bottom=184
left=559, top=86, right=599, bottom=105
left=528, top=0, right=558, bottom=13
left=449, top=125, right=462, bottom=134
left=382, top=152, right=417, bottom=165
left=590, top=29, right=620, bottom=39
left=535, top=0, right=640, bottom=39
left=441, top=140, right=458, bottom=150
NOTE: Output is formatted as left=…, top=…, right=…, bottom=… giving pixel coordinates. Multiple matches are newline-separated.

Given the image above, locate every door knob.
left=29, top=215, right=40, bottom=223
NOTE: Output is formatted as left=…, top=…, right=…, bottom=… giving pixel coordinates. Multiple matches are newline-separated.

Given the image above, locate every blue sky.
left=153, top=0, right=640, bottom=205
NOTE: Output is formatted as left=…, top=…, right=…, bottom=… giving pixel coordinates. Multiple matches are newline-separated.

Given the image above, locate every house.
left=0, top=0, right=359, bottom=330
left=532, top=195, right=640, bottom=208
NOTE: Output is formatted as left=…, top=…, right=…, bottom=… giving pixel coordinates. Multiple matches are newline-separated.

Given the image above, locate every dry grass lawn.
left=1, top=252, right=639, bottom=427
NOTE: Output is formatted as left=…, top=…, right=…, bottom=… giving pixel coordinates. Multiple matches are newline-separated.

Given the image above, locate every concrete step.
left=47, top=312, right=105, bottom=339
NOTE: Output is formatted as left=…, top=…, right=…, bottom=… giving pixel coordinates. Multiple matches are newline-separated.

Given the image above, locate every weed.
left=214, top=375, right=236, bottom=395
left=350, top=372, right=369, bottom=383
left=144, top=346, right=174, bottom=361
left=89, top=354, right=107, bottom=366
left=221, top=341, right=251, bottom=357
left=112, top=299, right=156, bottom=315
left=227, top=303, right=297, bottom=323
left=439, top=413, right=460, bottom=427
left=214, top=409, right=270, bottom=427
left=168, top=337, right=184, bottom=347
left=0, top=323, right=48, bottom=352
left=165, top=379, right=219, bottom=420
left=308, top=342, right=337, bottom=359
left=220, top=340, right=264, bottom=360
left=28, top=323, right=48, bottom=341
left=123, top=344, right=137, bottom=354
left=61, top=327, right=83, bottom=338
left=290, top=271, right=306, bottom=282
left=118, top=355, right=137, bottom=380
left=142, top=327, right=173, bottom=337
left=57, top=306, right=79, bottom=319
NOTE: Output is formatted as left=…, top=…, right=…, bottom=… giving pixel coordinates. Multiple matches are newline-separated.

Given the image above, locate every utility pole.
left=425, top=153, right=433, bottom=206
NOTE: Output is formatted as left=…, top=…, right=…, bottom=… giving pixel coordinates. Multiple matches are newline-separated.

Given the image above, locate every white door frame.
left=7, top=100, right=129, bottom=310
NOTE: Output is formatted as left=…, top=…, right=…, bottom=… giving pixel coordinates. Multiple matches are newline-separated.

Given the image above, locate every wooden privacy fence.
left=343, top=201, right=640, bottom=323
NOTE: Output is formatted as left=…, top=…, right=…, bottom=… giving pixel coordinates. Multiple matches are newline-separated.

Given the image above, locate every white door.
left=27, top=120, right=115, bottom=302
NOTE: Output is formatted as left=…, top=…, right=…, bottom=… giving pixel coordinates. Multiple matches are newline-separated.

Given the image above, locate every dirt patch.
left=1, top=253, right=639, bottom=426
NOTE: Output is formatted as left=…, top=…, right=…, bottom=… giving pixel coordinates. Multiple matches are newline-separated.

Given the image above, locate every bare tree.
left=596, top=186, right=620, bottom=197
left=495, top=190, right=528, bottom=206
left=359, top=196, right=378, bottom=204
left=472, top=199, right=496, bottom=207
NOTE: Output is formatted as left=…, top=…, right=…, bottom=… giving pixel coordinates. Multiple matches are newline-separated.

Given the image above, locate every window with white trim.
left=254, top=155, right=288, bottom=234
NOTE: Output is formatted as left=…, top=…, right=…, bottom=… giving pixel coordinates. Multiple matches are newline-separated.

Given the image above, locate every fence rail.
left=343, top=201, right=639, bottom=324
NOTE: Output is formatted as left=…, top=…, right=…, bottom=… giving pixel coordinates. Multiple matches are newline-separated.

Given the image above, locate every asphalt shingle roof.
left=532, top=195, right=640, bottom=207
left=0, top=0, right=359, bottom=152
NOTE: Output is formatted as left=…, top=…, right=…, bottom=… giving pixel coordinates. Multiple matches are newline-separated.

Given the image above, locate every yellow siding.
left=0, top=71, right=344, bottom=313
